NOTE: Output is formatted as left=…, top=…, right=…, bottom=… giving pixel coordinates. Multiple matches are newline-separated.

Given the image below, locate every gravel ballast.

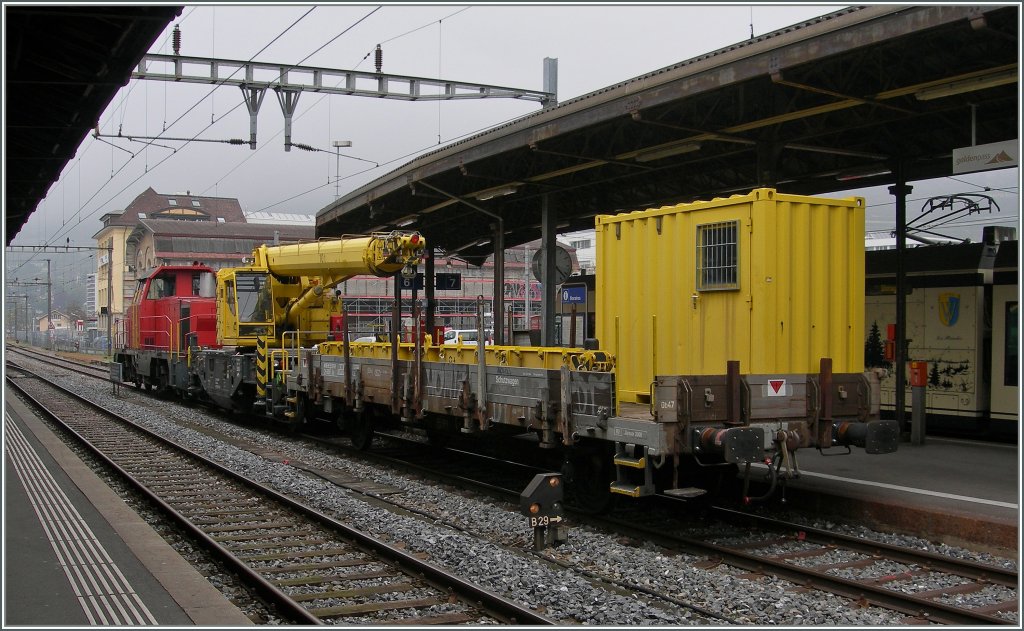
left=14, top=358, right=1019, bottom=625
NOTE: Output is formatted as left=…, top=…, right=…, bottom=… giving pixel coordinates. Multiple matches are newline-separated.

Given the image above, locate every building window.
left=168, top=198, right=177, bottom=205
left=192, top=200, right=201, bottom=207
left=570, top=239, right=592, bottom=249
left=696, top=220, right=739, bottom=291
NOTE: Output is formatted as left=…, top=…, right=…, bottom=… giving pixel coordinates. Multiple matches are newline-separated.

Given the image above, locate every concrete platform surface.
left=4, top=386, right=253, bottom=626
left=765, top=435, right=1019, bottom=553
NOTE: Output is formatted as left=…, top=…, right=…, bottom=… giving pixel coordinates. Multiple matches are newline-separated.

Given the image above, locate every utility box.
left=595, top=188, right=866, bottom=404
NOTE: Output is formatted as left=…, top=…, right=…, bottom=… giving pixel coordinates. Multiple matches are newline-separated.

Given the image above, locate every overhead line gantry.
left=131, top=52, right=558, bottom=150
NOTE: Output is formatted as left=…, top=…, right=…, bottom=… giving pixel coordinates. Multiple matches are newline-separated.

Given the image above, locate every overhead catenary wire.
left=205, top=6, right=468, bottom=200
left=24, top=5, right=484, bottom=257
left=16, top=6, right=320, bottom=271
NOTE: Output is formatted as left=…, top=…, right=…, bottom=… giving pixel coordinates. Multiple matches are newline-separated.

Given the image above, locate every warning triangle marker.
left=768, top=379, right=785, bottom=394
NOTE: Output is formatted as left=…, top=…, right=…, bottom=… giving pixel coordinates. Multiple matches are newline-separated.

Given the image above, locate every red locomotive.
left=120, top=263, right=219, bottom=391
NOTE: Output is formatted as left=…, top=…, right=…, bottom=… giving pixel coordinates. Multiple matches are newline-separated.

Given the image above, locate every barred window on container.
left=696, top=221, right=739, bottom=290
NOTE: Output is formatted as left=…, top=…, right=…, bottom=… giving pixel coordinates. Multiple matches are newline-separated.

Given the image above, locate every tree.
left=929, top=362, right=941, bottom=387
left=865, top=321, right=886, bottom=367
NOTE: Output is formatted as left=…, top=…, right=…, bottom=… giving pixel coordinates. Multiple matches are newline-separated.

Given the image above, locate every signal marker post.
left=520, top=473, right=568, bottom=550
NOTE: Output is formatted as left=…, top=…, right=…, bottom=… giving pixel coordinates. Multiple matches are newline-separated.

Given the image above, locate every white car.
left=442, top=329, right=493, bottom=346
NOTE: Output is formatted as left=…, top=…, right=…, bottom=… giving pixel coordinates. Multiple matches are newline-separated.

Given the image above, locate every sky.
left=5, top=3, right=1021, bottom=285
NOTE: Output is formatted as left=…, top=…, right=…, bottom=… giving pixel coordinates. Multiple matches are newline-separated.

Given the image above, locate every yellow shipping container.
left=595, top=188, right=866, bottom=404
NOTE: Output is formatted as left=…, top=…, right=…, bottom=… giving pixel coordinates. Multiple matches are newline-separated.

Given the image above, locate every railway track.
left=9, top=345, right=111, bottom=380
left=6, top=362, right=552, bottom=625
left=600, top=503, right=1018, bottom=625
left=298, top=432, right=1020, bottom=625
left=15, top=348, right=1019, bottom=624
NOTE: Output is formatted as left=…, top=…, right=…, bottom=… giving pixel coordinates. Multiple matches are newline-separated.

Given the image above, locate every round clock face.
left=531, top=246, right=573, bottom=284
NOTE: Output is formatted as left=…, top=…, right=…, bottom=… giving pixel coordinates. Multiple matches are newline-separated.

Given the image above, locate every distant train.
left=113, top=190, right=900, bottom=511
left=864, top=230, right=1018, bottom=439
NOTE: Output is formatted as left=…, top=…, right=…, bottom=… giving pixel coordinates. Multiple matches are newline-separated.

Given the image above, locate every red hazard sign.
left=767, top=379, right=786, bottom=396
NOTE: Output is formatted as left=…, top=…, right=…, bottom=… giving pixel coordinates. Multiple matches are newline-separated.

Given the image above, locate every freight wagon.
left=116, top=190, right=898, bottom=511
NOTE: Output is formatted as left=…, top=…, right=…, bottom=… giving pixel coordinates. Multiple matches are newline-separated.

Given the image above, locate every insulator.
left=374, top=44, right=382, bottom=73
left=172, top=24, right=181, bottom=56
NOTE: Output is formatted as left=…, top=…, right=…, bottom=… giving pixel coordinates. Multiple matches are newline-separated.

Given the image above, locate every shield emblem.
left=938, top=292, right=960, bottom=327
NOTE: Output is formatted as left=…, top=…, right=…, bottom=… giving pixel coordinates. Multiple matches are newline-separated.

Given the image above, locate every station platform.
left=3, top=386, right=253, bottom=626
left=756, top=433, right=1020, bottom=554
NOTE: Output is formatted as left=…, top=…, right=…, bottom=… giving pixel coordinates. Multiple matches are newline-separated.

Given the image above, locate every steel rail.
left=711, top=506, right=1018, bottom=587
left=6, top=362, right=554, bottom=625
left=597, top=511, right=1015, bottom=626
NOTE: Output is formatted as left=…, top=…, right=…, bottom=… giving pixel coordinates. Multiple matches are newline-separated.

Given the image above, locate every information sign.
left=398, top=273, right=425, bottom=290
left=435, top=272, right=462, bottom=290
left=561, top=285, right=586, bottom=304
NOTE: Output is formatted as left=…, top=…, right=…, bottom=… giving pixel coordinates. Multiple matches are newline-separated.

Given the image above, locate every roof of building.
left=136, top=218, right=314, bottom=239
left=245, top=211, right=316, bottom=226
left=93, top=188, right=246, bottom=236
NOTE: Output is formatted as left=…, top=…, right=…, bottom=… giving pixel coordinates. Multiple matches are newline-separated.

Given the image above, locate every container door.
left=688, top=209, right=751, bottom=375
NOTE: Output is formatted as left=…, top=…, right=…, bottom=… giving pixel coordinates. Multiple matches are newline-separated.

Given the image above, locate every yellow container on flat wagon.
left=595, top=188, right=866, bottom=404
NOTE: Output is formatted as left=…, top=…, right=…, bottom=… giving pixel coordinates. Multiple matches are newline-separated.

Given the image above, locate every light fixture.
left=836, top=166, right=893, bottom=182
left=395, top=215, right=417, bottom=227
left=331, top=140, right=353, bottom=200
left=474, top=184, right=518, bottom=201
left=914, top=70, right=1017, bottom=101
left=634, top=141, right=702, bottom=163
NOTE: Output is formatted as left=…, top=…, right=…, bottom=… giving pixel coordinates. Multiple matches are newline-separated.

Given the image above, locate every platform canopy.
left=5, top=6, right=183, bottom=245
left=317, top=5, right=1019, bottom=265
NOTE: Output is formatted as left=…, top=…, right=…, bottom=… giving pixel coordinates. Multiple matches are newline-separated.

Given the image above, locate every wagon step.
left=609, top=482, right=653, bottom=498
left=611, top=442, right=655, bottom=498
left=613, top=454, right=647, bottom=469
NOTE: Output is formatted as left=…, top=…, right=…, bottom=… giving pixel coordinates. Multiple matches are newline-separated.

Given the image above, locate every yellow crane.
left=216, top=231, right=426, bottom=348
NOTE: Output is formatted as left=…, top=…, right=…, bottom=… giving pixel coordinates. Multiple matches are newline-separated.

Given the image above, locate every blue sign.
left=561, top=285, right=586, bottom=304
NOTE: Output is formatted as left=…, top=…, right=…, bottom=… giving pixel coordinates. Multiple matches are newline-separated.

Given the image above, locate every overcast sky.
left=7, top=3, right=1020, bottom=276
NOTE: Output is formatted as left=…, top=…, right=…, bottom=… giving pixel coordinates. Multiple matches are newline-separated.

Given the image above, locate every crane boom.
left=253, top=232, right=425, bottom=284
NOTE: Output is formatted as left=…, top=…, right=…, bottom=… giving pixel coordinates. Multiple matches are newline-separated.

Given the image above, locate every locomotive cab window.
left=696, top=220, right=739, bottom=291
left=235, top=272, right=273, bottom=324
left=147, top=275, right=176, bottom=299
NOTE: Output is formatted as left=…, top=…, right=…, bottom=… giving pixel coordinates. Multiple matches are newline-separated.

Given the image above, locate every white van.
left=442, top=329, right=493, bottom=346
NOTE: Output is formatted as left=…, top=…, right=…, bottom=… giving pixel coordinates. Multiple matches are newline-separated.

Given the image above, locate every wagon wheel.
left=562, top=450, right=613, bottom=514
left=349, top=406, right=376, bottom=451
left=155, top=363, right=170, bottom=395
left=425, top=429, right=451, bottom=450
left=334, top=404, right=350, bottom=433
left=287, top=394, right=307, bottom=434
